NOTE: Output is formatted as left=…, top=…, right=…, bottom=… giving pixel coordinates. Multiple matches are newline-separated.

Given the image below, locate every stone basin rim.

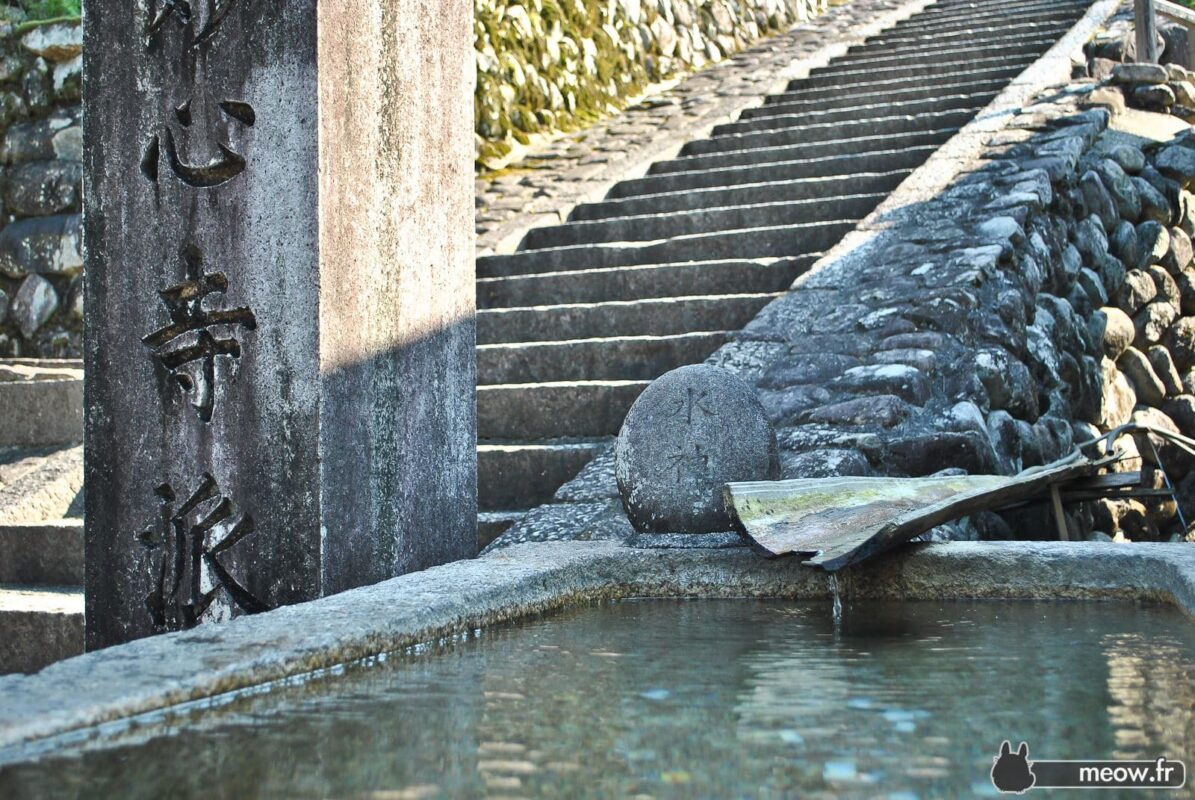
left=0, top=539, right=1193, bottom=764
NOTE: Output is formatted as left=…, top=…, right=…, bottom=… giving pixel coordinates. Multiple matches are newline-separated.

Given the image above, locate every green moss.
left=475, top=0, right=829, bottom=171
left=12, top=13, right=79, bottom=36
left=15, top=0, right=80, bottom=23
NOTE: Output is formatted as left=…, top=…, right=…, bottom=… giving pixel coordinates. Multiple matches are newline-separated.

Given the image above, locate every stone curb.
left=0, top=539, right=1193, bottom=760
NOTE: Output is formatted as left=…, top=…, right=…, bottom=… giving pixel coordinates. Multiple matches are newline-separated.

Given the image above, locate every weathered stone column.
left=83, top=0, right=475, bottom=648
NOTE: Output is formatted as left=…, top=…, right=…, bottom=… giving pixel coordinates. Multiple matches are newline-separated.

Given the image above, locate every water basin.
left=1, top=598, right=1193, bottom=798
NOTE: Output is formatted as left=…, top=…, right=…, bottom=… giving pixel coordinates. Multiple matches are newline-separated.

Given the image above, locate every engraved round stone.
left=615, top=364, right=779, bottom=533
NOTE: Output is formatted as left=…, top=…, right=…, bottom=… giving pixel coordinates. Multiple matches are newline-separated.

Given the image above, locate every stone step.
left=479, top=293, right=775, bottom=343
left=862, top=16, right=1075, bottom=51
left=812, top=35, right=1058, bottom=76
left=479, top=218, right=853, bottom=276
left=479, top=331, right=728, bottom=384
left=478, top=440, right=608, bottom=510
left=479, top=381, right=646, bottom=439
left=779, top=62, right=1027, bottom=104
left=0, top=360, right=83, bottom=449
left=614, top=143, right=939, bottom=197
left=726, top=92, right=996, bottom=135
left=792, top=52, right=1039, bottom=92
left=811, top=46, right=1043, bottom=82
left=477, top=256, right=816, bottom=308
left=896, top=0, right=1085, bottom=21
left=0, top=584, right=83, bottom=675
left=847, top=21, right=1071, bottom=58
left=891, top=7, right=1081, bottom=35
left=873, top=16, right=1078, bottom=50
left=882, top=4, right=1084, bottom=37
left=0, top=445, right=83, bottom=526
left=760, top=75, right=1008, bottom=113
left=647, top=129, right=952, bottom=178
left=571, top=171, right=907, bottom=222
left=686, top=109, right=974, bottom=157
left=520, top=192, right=884, bottom=250
left=850, top=14, right=1075, bottom=45
left=0, top=519, right=83, bottom=585
left=477, top=510, right=524, bottom=550
left=898, top=0, right=1084, bottom=22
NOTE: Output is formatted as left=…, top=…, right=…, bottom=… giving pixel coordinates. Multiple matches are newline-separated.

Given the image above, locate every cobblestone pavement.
left=474, top=0, right=932, bottom=256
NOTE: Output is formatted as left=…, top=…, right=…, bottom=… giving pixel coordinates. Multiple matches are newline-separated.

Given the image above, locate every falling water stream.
left=829, top=573, right=843, bottom=626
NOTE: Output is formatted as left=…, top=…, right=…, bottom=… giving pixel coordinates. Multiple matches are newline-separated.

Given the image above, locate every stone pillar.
left=1136, top=0, right=1159, bottom=63
left=82, top=0, right=475, bottom=648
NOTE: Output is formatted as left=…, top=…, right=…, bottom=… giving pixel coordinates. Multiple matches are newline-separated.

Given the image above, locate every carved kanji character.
left=145, top=0, right=239, bottom=48
left=136, top=473, right=269, bottom=631
left=143, top=243, right=256, bottom=421
left=141, top=99, right=255, bottom=187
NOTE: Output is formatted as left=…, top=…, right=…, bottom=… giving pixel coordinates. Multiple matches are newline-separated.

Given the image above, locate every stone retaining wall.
left=0, top=13, right=81, bottom=360
left=474, top=0, right=829, bottom=168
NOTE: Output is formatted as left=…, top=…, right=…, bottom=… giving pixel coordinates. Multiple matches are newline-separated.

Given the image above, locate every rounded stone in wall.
left=615, top=364, right=779, bottom=533
left=9, top=273, right=58, bottom=338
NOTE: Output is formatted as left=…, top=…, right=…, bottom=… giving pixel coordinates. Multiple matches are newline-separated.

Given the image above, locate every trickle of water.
left=830, top=573, right=842, bottom=625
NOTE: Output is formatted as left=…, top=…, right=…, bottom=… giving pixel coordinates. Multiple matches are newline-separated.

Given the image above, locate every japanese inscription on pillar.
left=86, top=0, right=477, bottom=648
left=135, top=0, right=267, bottom=631
left=136, top=474, right=267, bottom=629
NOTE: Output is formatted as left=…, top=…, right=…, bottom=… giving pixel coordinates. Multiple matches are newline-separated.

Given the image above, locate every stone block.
left=884, top=431, right=999, bottom=477
left=1156, top=145, right=1195, bottom=184
left=2, top=160, right=82, bottom=216
left=1148, top=344, right=1184, bottom=396
left=8, top=274, right=59, bottom=338
left=0, top=214, right=82, bottom=277
left=803, top=394, right=911, bottom=428
left=1134, top=300, right=1178, bottom=346
left=1079, top=170, right=1118, bottom=230
left=1117, top=346, right=1166, bottom=407
left=0, top=520, right=83, bottom=585
left=1111, top=62, right=1169, bottom=85
left=0, top=359, right=82, bottom=447
left=1, top=110, right=81, bottom=164
left=1164, top=316, right=1195, bottom=370
left=1131, top=84, right=1175, bottom=110
left=1163, top=226, right=1192, bottom=272
left=1099, top=356, right=1137, bottom=429
left=0, top=587, right=82, bottom=675
left=1117, top=268, right=1157, bottom=314
left=21, top=22, right=82, bottom=63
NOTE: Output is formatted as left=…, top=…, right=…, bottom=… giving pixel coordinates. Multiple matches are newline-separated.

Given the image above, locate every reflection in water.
left=1104, top=634, right=1195, bottom=761
left=1, top=600, right=1193, bottom=799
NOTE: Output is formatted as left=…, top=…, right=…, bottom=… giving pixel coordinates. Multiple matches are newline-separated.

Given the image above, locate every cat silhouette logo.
left=991, top=740, right=1036, bottom=794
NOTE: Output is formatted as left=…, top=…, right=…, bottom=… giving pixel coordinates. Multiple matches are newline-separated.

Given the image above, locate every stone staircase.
left=476, top=0, right=1092, bottom=544
left=0, top=0, right=1095, bottom=670
left=0, top=360, right=83, bottom=674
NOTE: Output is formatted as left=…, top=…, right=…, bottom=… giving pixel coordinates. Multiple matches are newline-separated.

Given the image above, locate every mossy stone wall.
left=475, top=0, right=828, bottom=168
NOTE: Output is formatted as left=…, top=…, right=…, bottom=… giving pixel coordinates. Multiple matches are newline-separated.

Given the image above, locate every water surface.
left=2, top=599, right=1193, bottom=799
